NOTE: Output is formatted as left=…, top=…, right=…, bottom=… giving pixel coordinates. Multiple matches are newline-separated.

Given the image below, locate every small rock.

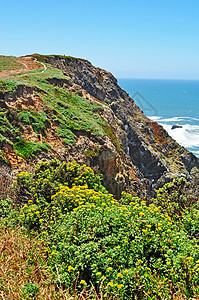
left=171, top=125, right=183, bottom=130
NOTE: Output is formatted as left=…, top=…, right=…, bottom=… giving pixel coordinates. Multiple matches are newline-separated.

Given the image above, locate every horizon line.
left=117, top=77, right=199, bottom=81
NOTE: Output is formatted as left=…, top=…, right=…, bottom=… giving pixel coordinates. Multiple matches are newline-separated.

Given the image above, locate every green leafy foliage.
left=0, top=111, right=19, bottom=138
left=14, top=139, right=51, bottom=159
left=0, top=198, right=13, bottom=218
left=5, top=161, right=198, bottom=299
left=0, top=79, right=21, bottom=93
left=46, top=87, right=105, bottom=136
left=22, top=282, right=40, bottom=299
left=18, top=110, right=48, bottom=134
left=48, top=197, right=199, bottom=298
left=56, top=126, right=76, bottom=146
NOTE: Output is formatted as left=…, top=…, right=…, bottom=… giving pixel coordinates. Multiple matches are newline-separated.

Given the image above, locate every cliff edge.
left=0, top=54, right=198, bottom=198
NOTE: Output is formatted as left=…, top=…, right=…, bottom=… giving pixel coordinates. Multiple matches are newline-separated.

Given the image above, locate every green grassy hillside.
left=0, top=63, right=119, bottom=160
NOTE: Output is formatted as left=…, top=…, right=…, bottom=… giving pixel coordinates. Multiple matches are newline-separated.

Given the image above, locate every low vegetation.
left=0, top=224, right=72, bottom=299
left=0, top=160, right=199, bottom=299
left=14, top=139, right=51, bottom=159
left=0, top=56, right=24, bottom=72
left=0, top=56, right=198, bottom=299
left=0, top=62, right=121, bottom=162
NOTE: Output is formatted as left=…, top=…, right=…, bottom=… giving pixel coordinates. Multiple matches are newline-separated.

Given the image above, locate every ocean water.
left=118, top=79, right=199, bottom=157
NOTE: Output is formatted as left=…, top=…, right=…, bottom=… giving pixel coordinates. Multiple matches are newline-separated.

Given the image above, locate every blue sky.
left=1, top=0, right=199, bottom=79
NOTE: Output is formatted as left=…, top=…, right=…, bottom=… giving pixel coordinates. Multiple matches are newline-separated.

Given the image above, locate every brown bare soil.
left=0, top=56, right=44, bottom=78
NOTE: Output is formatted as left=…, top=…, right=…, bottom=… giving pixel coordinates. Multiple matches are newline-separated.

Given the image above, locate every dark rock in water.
left=171, top=125, right=183, bottom=130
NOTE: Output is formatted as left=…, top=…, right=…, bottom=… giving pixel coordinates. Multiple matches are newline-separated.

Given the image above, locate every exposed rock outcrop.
left=0, top=54, right=198, bottom=198
left=42, top=55, right=199, bottom=190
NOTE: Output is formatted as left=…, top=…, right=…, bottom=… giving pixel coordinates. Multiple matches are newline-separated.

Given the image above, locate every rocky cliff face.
left=0, top=54, right=198, bottom=199
left=42, top=55, right=199, bottom=185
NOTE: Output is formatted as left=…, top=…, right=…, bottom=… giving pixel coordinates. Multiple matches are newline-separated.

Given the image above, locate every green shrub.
left=0, top=198, right=13, bottom=218
left=3, top=160, right=199, bottom=299
left=182, top=205, right=199, bottom=238
left=14, top=139, right=51, bottom=159
left=18, top=110, right=48, bottom=134
left=15, top=160, right=106, bottom=230
left=22, top=282, right=40, bottom=299
left=45, top=193, right=199, bottom=298
left=0, top=79, right=21, bottom=93
left=56, top=127, right=76, bottom=146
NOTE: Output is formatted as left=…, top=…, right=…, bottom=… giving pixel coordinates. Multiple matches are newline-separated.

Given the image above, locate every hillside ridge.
left=0, top=54, right=198, bottom=198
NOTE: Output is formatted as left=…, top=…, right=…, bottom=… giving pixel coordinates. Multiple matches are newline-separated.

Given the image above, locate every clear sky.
left=1, top=0, right=199, bottom=79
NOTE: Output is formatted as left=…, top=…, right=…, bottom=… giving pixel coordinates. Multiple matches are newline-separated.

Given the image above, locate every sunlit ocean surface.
left=118, top=79, right=199, bottom=157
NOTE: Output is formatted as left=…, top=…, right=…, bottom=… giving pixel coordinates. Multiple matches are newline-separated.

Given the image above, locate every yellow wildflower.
left=186, top=257, right=192, bottom=261
left=68, top=265, right=74, bottom=272
left=117, top=284, right=124, bottom=289
left=80, top=280, right=86, bottom=284
left=108, top=282, right=114, bottom=287
left=146, top=224, right=151, bottom=228
left=139, top=212, right=145, bottom=217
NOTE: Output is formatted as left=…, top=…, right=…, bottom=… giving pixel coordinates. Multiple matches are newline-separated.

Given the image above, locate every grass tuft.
left=14, top=139, right=51, bottom=159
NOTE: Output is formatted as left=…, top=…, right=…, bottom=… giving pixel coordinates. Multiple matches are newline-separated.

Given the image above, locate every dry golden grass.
left=0, top=56, right=24, bottom=72
left=0, top=225, right=117, bottom=300
left=0, top=225, right=72, bottom=300
left=0, top=167, right=13, bottom=201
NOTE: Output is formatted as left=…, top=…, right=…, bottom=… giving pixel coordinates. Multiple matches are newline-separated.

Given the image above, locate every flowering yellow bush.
left=9, top=161, right=199, bottom=298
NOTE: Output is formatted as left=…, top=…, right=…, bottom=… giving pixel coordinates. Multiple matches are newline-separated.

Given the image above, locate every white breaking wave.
left=161, top=124, right=199, bottom=148
left=148, top=116, right=199, bottom=157
left=149, top=116, right=161, bottom=121
left=157, top=117, right=184, bottom=123
left=193, top=150, right=199, bottom=156
left=148, top=116, right=199, bottom=123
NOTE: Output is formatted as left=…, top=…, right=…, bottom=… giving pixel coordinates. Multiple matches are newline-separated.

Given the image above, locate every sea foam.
left=149, top=116, right=199, bottom=157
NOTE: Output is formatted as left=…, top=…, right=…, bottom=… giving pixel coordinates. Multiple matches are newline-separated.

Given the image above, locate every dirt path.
left=39, top=61, right=47, bottom=73
left=0, top=56, right=46, bottom=78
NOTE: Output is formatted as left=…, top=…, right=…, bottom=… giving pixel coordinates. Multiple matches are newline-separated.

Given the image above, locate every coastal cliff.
left=0, top=54, right=198, bottom=198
